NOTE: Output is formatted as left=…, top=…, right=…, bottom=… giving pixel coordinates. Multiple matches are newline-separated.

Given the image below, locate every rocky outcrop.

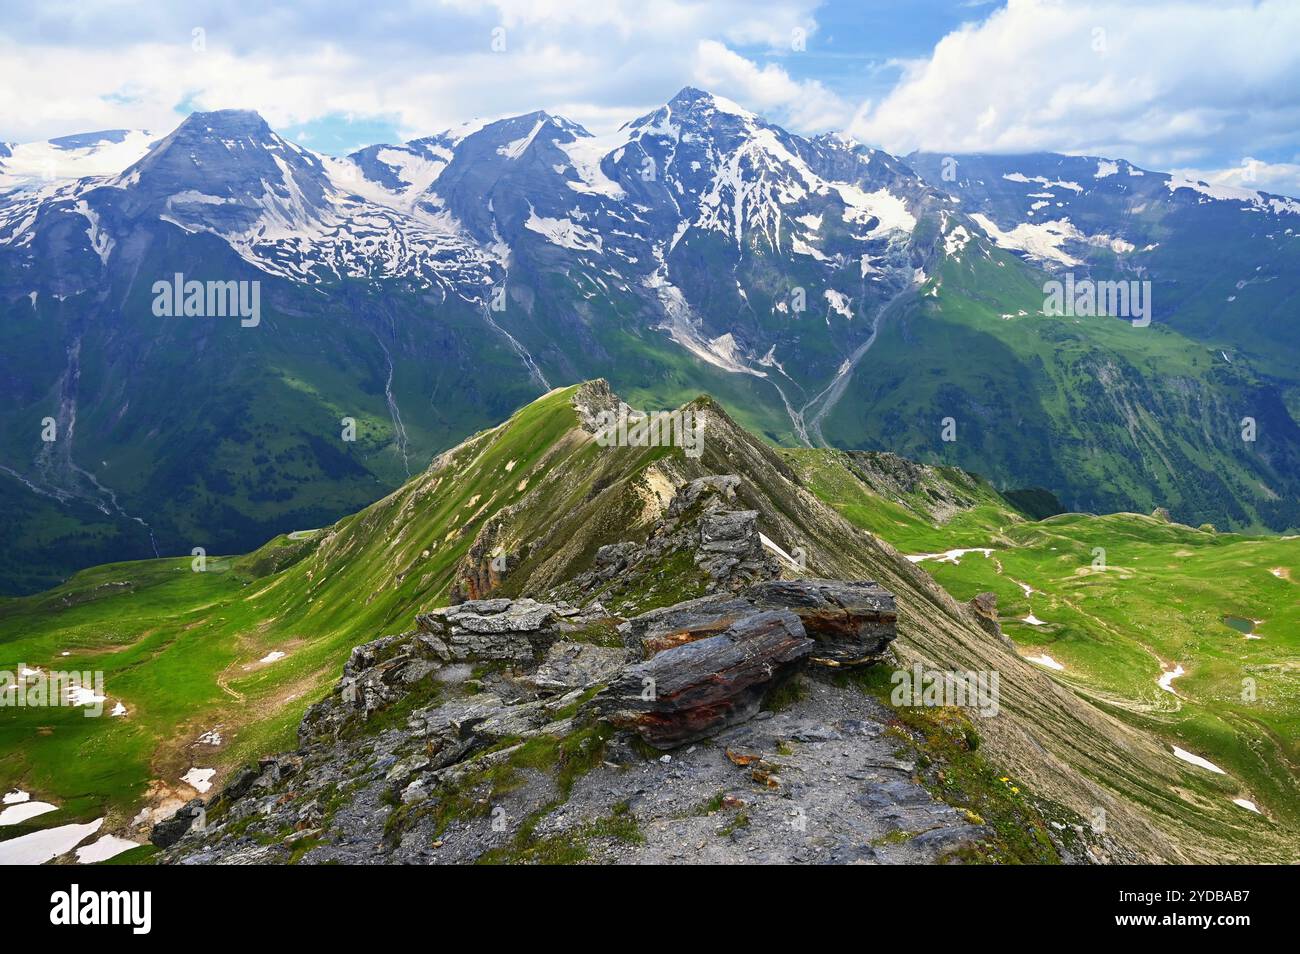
left=297, top=598, right=609, bottom=743
left=150, top=798, right=206, bottom=848
left=415, top=598, right=557, bottom=664
left=745, top=580, right=896, bottom=665
left=967, top=592, right=1014, bottom=648
left=562, top=474, right=779, bottom=599
left=448, top=519, right=514, bottom=603
left=525, top=641, right=626, bottom=694
left=593, top=609, right=812, bottom=748
left=152, top=571, right=1123, bottom=866
left=621, top=579, right=897, bottom=666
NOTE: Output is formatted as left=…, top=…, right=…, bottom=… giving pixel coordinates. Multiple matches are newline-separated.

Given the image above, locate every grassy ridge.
left=0, top=386, right=587, bottom=819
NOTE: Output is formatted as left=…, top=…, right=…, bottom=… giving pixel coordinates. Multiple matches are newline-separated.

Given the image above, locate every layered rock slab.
left=621, top=579, right=896, bottom=666
left=595, top=609, right=812, bottom=748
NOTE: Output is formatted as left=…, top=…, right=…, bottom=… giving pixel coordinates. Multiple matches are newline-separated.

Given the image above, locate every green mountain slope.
left=0, top=242, right=543, bottom=594
left=822, top=240, right=1300, bottom=531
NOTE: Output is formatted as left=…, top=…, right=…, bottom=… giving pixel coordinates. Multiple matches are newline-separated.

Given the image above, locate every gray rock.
left=150, top=798, right=206, bottom=848
left=416, top=598, right=563, bottom=664
left=525, top=641, right=627, bottom=694
left=622, top=579, right=897, bottom=665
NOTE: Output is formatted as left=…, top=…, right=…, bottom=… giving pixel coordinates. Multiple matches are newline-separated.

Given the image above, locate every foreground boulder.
left=745, top=580, right=896, bottom=665
left=621, top=579, right=896, bottom=666
left=298, top=597, right=606, bottom=743
left=594, top=609, right=812, bottom=748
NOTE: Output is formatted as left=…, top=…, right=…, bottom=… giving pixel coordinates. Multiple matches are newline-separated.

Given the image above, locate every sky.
left=3, top=0, right=1299, bottom=195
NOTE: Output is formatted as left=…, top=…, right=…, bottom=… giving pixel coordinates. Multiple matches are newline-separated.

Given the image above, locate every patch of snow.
left=1172, top=746, right=1226, bottom=774
left=943, top=224, right=971, bottom=257
left=0, top=818, right=102, bottom=865
left=1158, top=663, right=1185, bottom=694
left=0, top=130, right=158, bottom=190
left=496, top=117, right=547, bottom=160
left=970, top=213, right=1083, bottom=266
left=1232, top=798, right=1261, bottom=814
left=258, top=651, right=286, bottom=664
left=1022, top=614, right=1048, bottom=626
left=1002, top=172, right=1083, bottom=192
left=759, top=533, right=802, bottom=569
left=790, top=236, right=827, bottom=260
left=557, top=130, right=628, bottom=199
left=1166, top=173, right=1300, bottom=215
left=65, top=684, right=105, bottom=707
left=824, top=289, right=853, bottom=319
left=1026, top=653, right=1065, bottom=671
left=1089, top=233, right=1135, bottom=254
left=0, top=801, right=58, bottom=825
left=75, top=833, right=141, bottom=864
left=524, top=207, right=603, bottom=252
left=181, top=768, right=216, bottom=794
left=906, top=547, right=993, bottom=565
left=73, top=200, right=114, bottom=264
left=3, top=790, right=30, bottom=804
left=373, top=147, right=448, bottom=197
left=1095, top=159, right=1119, bottom=178
left=834, top=182, right=915, bottom=235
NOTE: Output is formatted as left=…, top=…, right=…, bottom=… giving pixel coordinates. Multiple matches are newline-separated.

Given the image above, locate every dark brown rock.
left=744, top=580, right=896, bottom=665
left=619, top=594, right=756, bottom=656
left=967, top=592, right=1014, bottom=648
left=594, top=609, right=813, bottom=748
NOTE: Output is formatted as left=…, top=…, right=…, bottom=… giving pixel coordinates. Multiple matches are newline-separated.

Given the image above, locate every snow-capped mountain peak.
left=0, top=128, right=159, bottom=191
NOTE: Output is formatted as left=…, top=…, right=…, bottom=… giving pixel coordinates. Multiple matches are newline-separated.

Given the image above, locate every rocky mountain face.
left=5, top=93, right=1300, bottom=594
left=909, top=149, right=1300, bottom=372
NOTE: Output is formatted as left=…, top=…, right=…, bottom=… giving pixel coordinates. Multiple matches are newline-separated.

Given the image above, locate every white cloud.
left=1173, top=158, right=1300, bottom=201
left=849, top=0, right=1300, bottom=174
left=0, top=0, right=827, bottom=146
left=691, top=40, right=850, bottom=131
